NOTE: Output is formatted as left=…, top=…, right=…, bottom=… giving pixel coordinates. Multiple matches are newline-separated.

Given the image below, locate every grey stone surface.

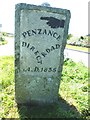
left=15, top=3, right=71, bottom=105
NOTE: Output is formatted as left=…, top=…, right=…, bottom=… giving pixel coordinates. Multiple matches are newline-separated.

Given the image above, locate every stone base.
left=15, top=76, right=60, bottom=105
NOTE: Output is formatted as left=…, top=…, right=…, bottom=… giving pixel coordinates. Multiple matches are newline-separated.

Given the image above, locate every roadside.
left=65, top=45, right=89, bottom=68
left=66, top=44, right=89, bottom=53
left=64, top=48, right=89, bottom=68
left=0, top=37, right=89, bottom=68
left=0, top=37, right=14, bottom=56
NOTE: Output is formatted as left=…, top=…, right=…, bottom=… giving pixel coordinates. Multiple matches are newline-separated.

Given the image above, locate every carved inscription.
left=23, top=67, right=57, bottom=73
left=20, top=27, right=62, bottom=74
left=22, top=29, right=61, bottom=40
left=22, top=41, right=61, bottom=64
left=20, top=12, right=65, bottom=74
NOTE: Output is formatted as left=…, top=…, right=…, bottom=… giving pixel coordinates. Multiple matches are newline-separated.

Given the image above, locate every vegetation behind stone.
left=67, top=34, right=90, bottom=48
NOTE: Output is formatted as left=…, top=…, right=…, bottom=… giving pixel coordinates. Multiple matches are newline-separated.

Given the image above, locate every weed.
left=0, top=56, right=89, bottom=119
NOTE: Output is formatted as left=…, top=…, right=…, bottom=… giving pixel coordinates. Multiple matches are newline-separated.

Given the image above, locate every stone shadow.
left=17, top=96, right=85, bottom=119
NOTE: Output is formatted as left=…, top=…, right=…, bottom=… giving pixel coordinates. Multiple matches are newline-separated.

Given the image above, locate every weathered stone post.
left=15, top=3, right=71, bottom=105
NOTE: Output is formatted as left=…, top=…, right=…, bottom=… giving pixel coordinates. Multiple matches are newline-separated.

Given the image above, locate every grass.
left=0, top=36, right=8, bottom=45
left=66, top=44, right=88, bottom=52
left=0, top=40, right=8, bottom=45
left=67, top=35, right=89, bottom=49
left=0, top=56, right=89, bottom=119
left=60, top=59, right=89, bottom=119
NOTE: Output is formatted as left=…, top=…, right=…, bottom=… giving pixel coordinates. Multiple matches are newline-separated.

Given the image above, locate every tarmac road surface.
left=64, top=48, right=89, bottom=68
left=0, top=37, right=14, bottom=56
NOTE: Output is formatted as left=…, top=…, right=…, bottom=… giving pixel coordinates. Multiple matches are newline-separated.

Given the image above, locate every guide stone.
left=15, top=3, right=71, bottom=105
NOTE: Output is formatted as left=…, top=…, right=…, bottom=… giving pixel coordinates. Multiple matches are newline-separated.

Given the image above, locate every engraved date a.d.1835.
left=22, top=66, right=57, bottom=73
